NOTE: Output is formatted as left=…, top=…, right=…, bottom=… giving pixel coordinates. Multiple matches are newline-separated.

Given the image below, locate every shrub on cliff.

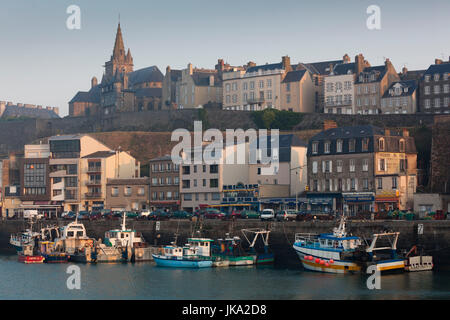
left=251, top=109, right=303, bottom=130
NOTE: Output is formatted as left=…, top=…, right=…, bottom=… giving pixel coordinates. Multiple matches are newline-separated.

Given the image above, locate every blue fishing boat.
left=152, top=238, right=214, bottom=268
left=241, top=229, right=275, bottom=265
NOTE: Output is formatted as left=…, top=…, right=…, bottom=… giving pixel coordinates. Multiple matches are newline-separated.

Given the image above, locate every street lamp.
left=290, top=165, right=305, bottom=212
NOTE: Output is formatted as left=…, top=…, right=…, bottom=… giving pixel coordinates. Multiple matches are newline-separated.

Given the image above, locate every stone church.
left=69, top=23, right=163, bottom=117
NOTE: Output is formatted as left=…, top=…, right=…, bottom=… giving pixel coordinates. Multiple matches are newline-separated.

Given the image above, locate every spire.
left=112, top=23, right=125, bottom=59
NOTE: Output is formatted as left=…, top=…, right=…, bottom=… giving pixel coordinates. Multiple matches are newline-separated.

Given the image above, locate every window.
left=243, top=82, right=248, bottom=90
left=336, top=140, right=343, bottom=153
left=362, top=138, right=369, bottom=152
left=379, top=159, right=385, bottom=171
left=267, top=79, right=272, bottom=87
left=399, top=139, right=405, bottom=152
left=267, top=91, right=272, bottom=100
left=392, top=177, right=397, bottom=189
left=210, top=165, right=218, bottom=174
left=351, top=178, right=356, bottom=191
left=312, top=161, right=318, bottom=174
left=250, top=81, right=255, bottom=89
left=182, top=180, right=190, bottom=189
left=193, top=179, right=197, bottom=187
left=174, top=177, right=179, bottom=185
left=434, top=74, right=440, bottom=81
left=435, top=98, right=441, bottom=108
left=362, top=159, right=369, bottom=172
left=210, top=179, right=219, bottom=188
left=425, top=86, right=430, bottom=95
left=124, top=187, right=132, bottom=196
left=212, top=193, right=221, bottom=200
left=363, top=178, right=369, bottom=190
left=378, top=138, right=385, bottom=151
left=259, top=80, right=264, bottom=88
left=324, top=141, right=331, bottom=154
left=183, top=193, right=192, bottom=201
left=225, top=83, right=230, bottom=92
left=337, top=160, right=343, bottom=173
left=377, top=178, right=383, bottom=189
left=434, top=85, right=440, bottom=94
left=312, top=142, right=318, bottom=154
left=182, top=166, right=190, bottom=175
left=349, top=159, right=355, bottom=172
left=349, top=139, right=356, bottom=152
left=286, top=94, right=291, bottom=103
left=232, top=82, right=238, bottom=91
left=137, top=187, right=145, bottom=196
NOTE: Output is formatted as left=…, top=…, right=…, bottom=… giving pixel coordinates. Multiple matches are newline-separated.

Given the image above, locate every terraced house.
left=307, top=125, right=417, bottom=215
left=420, top=58, right=450, bottom=114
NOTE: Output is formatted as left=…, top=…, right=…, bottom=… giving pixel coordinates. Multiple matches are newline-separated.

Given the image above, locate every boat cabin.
left=60, top=222, right=88, bottom=239
left=184, top=238, right=213, bottom=257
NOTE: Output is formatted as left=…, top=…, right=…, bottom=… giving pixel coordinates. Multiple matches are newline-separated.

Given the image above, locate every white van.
left=23, top=210, right=44, bottom=220
left=260, top=209, right=275, bottom=221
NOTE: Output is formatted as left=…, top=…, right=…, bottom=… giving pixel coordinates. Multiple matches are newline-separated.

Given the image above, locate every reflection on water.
left=0, top=254, right=449, bottom=300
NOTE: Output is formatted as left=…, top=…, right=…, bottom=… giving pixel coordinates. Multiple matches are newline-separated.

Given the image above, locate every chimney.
left=384, top=128, right=390, bottom=136
left=246, top=61, right=256, bottom=69
left=209, top=75, right=214, bottom=87
left=402, top=128, right=409, bottom=137
left=384, top=58, right=393, bottom=71
left=0, top=101, right=5, bottom=117
left=215, top=59, right=225, bottom=72
left=355, top=54, right=365, bottom=75
left=343, top=54, right=351, bottom=63
left=91, top=76, right=98, bottom=88
left=17, top=103, right=23, bottom=107
left=402, top=66, right=408, bottom=75
left=329, top=63, right=334, bottom=75
left=435, top=59, right=443, bottom=65
left=166, top=65, right=171, bottom=74
left=323, top=120, right=337, bottom=131
left=282, top=55, right=291, bottom=72
left=188, top=63, right=193, bottom=75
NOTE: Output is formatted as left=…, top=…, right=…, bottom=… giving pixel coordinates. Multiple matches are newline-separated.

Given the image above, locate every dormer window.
left=434, top=74, right=440, bottom=81
left=378, top=138, right=385, bottom=151
left=324, top=141, right=331, bottom=154
left=312, top=142, right=318, bottom=154
left=399, top=139, right=405, bottom=152
left=425, top=75, right=431, bottom=82
left=336, top=139, right=343, bottom=153
left=349, top=139, right=356, bottom=152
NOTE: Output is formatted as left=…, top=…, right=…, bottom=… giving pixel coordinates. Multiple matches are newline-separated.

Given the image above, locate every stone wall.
left=1, top=219, right=449, bottom=269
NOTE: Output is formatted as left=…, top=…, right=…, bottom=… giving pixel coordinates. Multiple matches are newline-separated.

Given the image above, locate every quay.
left=1, top=219, right=449, bottom=269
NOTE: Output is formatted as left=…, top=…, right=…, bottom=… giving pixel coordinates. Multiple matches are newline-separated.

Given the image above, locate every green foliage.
left=198, top=108, right=209, bottom=129
left=251, top=109, right=303, bottom=130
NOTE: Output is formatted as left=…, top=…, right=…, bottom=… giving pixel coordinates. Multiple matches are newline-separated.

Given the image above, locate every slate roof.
left=300, top=59, right=343, bottom=75
left=423, top=62, right=450, bottom=77
left=382, top=80, right=418, bottom=98
left=355, top=65, right=387, bottom=83
left=134, top=87, right=162, bottom=98
left=149, top=155, right=172, bottom=162
left=1, top=105, right=59, bottom=119
left=250, top=134, right=308, bottom=163
left=282, top=70, right=307, bottom=83
left=310, top=125, right=385, bottom=141
left=191, top=72, right=221, bottom=87
left=128, top=66, right=164, bottom=86
left=69, top=85, right=101, bottom=104
left=107, top=178, right=150, bottom=186
left=246, top=63, right=284, bottom=74
left=82, top=151, right=116, bottom=159
left=399, top=69, right=426, bottom=81
left=332, top=62, right=356, bottom=75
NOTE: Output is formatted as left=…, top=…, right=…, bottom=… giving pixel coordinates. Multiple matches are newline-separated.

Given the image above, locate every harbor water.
left=0, top=254, right=449, bottom=300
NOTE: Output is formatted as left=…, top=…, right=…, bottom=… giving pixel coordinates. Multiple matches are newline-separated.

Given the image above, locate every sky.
left=0, top=0, right=449, bottom=117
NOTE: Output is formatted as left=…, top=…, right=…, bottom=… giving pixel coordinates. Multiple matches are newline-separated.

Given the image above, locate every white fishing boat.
left=293, top=216, right=363, bottom=274
left=9, top=219, right=40, bottom=252
left=152, top=238, right=214, bottom=268
left=365, top=232, right=405, bottom=273
left=53, top=216, right=94, bottom=255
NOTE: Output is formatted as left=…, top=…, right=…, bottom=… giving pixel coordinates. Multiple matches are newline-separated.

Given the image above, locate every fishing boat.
left=53, top=217, right=95, bottom=256
left=39, top=241, right=69, bottom=263
left=292, top=216, right=363, bottom=274
left=103, top=213, right=156, bottom=261
left=364, top=232, right=405, bottom=273
left=10, top=219, right=40, bottom=252
left=212, top=235, right=256, bottom=266
left=241, top=229, right=274, bottom=265
left=152, top=238, right=214, bottom=268
left=403, top=245, right=433, bottom=272
left=17, top=244, right=44, bottom=264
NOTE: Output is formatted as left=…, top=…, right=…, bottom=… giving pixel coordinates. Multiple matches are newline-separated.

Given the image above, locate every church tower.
left=104, top=23, right=134, bottom=80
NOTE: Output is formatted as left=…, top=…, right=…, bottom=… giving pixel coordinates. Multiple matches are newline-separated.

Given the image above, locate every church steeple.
left=112, top=23, right=125, bottom=60
left=104, top=22, right=133, bottom=80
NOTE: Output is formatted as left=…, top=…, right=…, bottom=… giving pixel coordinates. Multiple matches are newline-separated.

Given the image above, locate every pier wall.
left=1, top=219, right=449, bottom=269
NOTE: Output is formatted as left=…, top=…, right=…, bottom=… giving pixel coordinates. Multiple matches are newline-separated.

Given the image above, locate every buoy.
left=315, top=258, right=320, bottom=263
left=329, top=259, right=334, bottom=264
left=320, top=260, right=325, bottom=265
left=325, top=263, right=330, bottom=267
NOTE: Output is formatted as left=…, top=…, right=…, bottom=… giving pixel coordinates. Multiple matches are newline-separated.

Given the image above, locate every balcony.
left=325, top=100, right=352, bottom=107
left=85, top=180, right=101, bottom=186
left=87, top=166, right=102, bottom=173
left=85, top=192, right=102, bottom=199
left=246, top=97, right=265, bottom=104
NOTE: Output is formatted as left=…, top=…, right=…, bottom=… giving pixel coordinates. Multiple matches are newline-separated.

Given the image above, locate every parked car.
left=78, top=211, right=90, bottom=220
left=260, top=209, right=275, bottom=221
left=204, top=208, right=225, bottom=219
left=241, top=210, right=260, bottom=219
left=112, top=211, right=124, bottom=219
left=172, top=210, right=193, bottom=219
left=100, top=209, right=112, bottom=218
left=149, top=209, right=171, bottom=220
left=276, top=210, right=297, bottom=221
left=62, top=211, right=76, bottom=220
left=89, top=210, right=102, bottom=220
left=125, top=211, right=139, bottom=219
left=139, top=210, right=152, bottom=219
left=223, top=210, right=242, bottom=220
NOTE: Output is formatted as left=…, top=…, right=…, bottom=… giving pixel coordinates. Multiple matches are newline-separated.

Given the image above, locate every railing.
left=85, top=180, right=101, bottom=186
left=84, top=192, right=102, bottom=199
left=87, top=166, right=102, bottom=173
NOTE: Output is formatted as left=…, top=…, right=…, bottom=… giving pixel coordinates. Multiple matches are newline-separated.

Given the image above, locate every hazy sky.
left=0, top=0, right=449, bottom=116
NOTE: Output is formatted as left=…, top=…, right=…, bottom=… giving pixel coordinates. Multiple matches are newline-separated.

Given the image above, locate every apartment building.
left=354, top=58, right=400, bottom=114
left=48, top=135, right=139, bottom=212
left=280, top=69, right=315, bottom=112
left=149, top=155, right=180, bottom=211
left=380, top=80, right=418, bottom=114
left=222, top=56, right=291, bottom=111
left=0, top=152, right=22, bottom=218
left=307, top=125, right=417, bottom=215
left=106, top=178, right=150, bottom=211
left=419, top=58, right=450, bottom=113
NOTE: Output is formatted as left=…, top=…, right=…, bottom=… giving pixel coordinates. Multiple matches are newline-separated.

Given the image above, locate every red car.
left=223, top=210, right=242, bottom=220
left=203, top=209, right=225, bottom=219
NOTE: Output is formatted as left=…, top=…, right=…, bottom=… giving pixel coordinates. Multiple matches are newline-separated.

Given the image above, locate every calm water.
left=0, top=254, right=449, bottom=300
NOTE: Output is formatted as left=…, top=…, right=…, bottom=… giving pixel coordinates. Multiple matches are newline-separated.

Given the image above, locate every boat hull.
left=42, top=253, right=69, bottom=263
left=152, top=254, right=213, bottom=268
left=256, top=253, right=274, bottom=265
left=227, top=255, right=256, bottom=266
left=18, top=254, right=45, bottom=264
left=293, top=244, right=361, bottom=274
left=371, top=259, right=405, bottom=273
